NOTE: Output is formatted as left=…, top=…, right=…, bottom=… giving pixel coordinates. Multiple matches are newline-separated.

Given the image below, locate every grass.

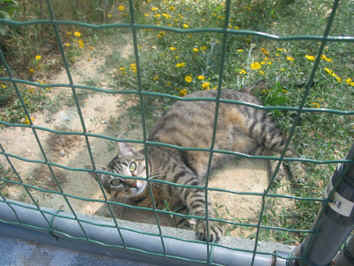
left=0, top=0, right=353, bottom=246
left=0, top=162, right=17, bottom=199
left=0, top=0, right=111, bottom=124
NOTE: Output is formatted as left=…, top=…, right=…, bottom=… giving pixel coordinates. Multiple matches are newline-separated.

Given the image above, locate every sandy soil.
left=0, top=40, right=291, bottom=238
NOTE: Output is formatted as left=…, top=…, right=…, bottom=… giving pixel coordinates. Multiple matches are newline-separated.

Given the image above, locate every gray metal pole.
left=289, top=144, right=354, bottom=266
left=333, top=235, right=354, bottom=266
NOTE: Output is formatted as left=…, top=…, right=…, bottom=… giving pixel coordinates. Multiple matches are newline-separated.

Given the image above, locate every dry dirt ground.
left=0, top=38, right=292, bottom=239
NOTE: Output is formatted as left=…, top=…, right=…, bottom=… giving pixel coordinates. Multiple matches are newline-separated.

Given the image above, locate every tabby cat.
left=98, top=89, right=304, bottom=242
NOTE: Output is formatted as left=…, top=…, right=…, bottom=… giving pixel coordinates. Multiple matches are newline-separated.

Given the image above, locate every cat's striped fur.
left=98, top=89, right=304, bottom=242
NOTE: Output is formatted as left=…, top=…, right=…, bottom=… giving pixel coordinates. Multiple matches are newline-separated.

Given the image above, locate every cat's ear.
left=118, top=142, right=135, bottom=157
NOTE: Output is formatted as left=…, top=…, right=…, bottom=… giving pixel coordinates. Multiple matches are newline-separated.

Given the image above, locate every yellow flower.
left=169, top=46, right=176, bottom=51
left=118, top=5, right=125, bottom=11
left=162, top=13, right=171, bottom=19
left=311, top=102, right=321, bottom=108
left=197, top=75, right=205, bottom=80
left=185, top=75, right=192, bottom=83
left=250, top=62, right=262, bottom=70
left=236, top=49, right=244, bottom=53
left=200, top=45, right=207, bottom=51
left=35, top=55, right=41, bottom=61
left=276, top=48, right=285, bottom=52
left=119, top=67, right=126, bottom=71
left=29, top=68, right=35, bottom=73
left=234, top=26, right=240, bottom=30
left=305, top=55, right=315, bottom=61
left=258, top=70, right=265, bottom=75
left=176, top=62, right=186, bottom=68
left=169, top=6, right=175, bottom=11
left=153, top=75, right=159, bottom=81
left=202, top=82, right=210, bottom=89
left=286, top=56, right=295, bottom=62
left=324, top=67, right=340, bottom=82
left=261, top=48, right=269, bottom=56
left=24, top=115, right=33, bottom=125
left=179, top=88, right=188, bottom=96
left=321, top=54, right=332, bottom=62
left=183, top=24, right=189, bottom=29
left=64, top=42, right=71, bottom=47
left=74, top=31, right=81, bottom=37
left=157, top=31, right=165, bottom=38
left=0, top=83, right=6, bottom=89
left=144, top=13, right=150, bottom=17
left=346, top=78, right=354, bottom=86
left=130, top=63, right=137, bottom=73
left=78, top=39, right=84, bottom=48
left=154, top=13, right=161, bottom=19
left=151, top=7, right=158, bottom=11
left=324, top=67, right=333, bottom=75
left=239, top=69, right=247, bottom=75
left=332, top=73, right=341, bottom=83
left=193, top=47, right=199, bottom=52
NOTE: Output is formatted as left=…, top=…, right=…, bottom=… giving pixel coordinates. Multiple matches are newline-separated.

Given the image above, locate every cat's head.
left=99, top=142, right=148, bottom=200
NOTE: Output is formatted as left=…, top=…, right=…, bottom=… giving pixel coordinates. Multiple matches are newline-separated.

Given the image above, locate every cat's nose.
left=131, top=181, right=138, bottom=188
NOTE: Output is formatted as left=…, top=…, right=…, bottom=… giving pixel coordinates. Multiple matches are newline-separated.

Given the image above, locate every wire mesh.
left=0, top=0, right=353, bottom=265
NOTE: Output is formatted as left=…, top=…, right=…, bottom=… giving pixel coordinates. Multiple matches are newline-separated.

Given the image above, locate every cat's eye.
left=110, top=179, right=122, bottom=187
left=129, top=161, right=137, bottom=172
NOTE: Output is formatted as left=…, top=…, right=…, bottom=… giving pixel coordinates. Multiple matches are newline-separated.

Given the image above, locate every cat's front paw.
left=195, top=220, right=223, bottom=242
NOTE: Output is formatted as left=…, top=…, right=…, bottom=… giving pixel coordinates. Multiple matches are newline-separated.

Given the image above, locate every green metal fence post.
left=289, top=144, right=354, bottom=266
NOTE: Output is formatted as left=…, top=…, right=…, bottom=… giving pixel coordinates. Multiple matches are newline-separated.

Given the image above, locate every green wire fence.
left=0, top=0, right=353, bottom=265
